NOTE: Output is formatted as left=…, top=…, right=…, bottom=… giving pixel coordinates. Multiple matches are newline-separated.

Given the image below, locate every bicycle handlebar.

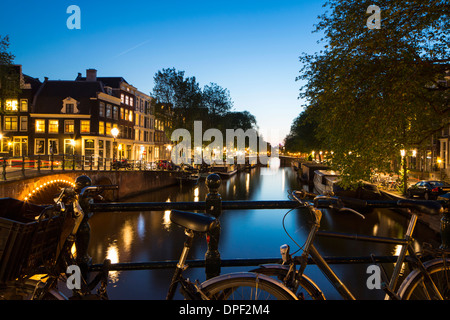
left=291, top=191, right=444, bottom=216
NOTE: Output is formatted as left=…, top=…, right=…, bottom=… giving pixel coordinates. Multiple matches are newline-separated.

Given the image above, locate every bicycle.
left=165, top=209, right=298, bottom=300
left=249, top=190, right=450, bottom=300
left=0, top=180, right=117, bottom=300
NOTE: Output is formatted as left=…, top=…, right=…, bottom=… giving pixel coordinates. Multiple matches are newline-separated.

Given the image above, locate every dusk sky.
left=1, top=0, right=327, bottom=145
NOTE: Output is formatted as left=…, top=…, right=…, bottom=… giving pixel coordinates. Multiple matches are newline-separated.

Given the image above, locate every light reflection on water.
left=88, top=166, right=440, bottom=300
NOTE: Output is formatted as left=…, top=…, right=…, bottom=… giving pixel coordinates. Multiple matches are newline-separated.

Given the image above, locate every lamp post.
left=111, top=127, right=119, bottom=162
left=400, top=149, right=407, bottom=195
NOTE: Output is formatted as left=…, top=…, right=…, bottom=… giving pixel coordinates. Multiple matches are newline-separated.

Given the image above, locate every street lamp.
left=111, top=127, right=119, bottom=161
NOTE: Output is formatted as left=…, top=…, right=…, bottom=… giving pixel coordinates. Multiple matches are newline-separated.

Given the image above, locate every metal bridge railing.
left=88, top=173, right=405, bottom=278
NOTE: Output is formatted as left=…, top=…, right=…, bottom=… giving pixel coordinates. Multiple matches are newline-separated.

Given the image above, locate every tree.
left=152, top=68, right=203, bottom=131
left=297, top=0, right=449, bottom=187
left=284, top=107, right=322, bottom=154
left=202, top=82, right=233, bottom=127
left=0, top=35, right=20, bottom=107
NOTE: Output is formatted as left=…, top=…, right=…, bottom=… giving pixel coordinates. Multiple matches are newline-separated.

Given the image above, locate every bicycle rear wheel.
left=199, top=272, right=298, bottom=300
left=397, top=258, right=450, bottom=300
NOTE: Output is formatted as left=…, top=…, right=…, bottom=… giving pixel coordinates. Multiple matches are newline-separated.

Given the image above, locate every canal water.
left=88, top=165, right=440, bottom=300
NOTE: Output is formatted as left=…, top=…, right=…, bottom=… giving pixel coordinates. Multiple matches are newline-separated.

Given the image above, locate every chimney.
left=86, top=69, right=97, bottom=81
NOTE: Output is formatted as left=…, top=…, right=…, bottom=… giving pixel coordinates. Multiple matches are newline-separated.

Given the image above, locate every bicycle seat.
left=170, top=210, right=218, bottom=233
left=396, top=199, right=443, bottom=216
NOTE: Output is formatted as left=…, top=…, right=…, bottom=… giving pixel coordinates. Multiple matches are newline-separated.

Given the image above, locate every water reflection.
left=88, top=166, right=440, bottom=300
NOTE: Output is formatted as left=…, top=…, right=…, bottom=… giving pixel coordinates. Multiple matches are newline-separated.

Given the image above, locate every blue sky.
left=0, top=0, right=327, bottom=144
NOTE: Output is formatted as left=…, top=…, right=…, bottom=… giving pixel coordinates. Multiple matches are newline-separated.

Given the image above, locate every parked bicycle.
left=249, top=190, right=450, bottom=300
left=0, top=177, right=116, bottom=300
left=165, top=209, right=297, bottom=300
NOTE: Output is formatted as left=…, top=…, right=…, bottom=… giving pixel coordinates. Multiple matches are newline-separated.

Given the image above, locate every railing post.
left=61, top=154, right=64, bottom=171
left=51, top=154, right=54, bottom=171
left=21, top=155, right=25, bottom=177
left=440, top=211, right=450, bottom=250
left=72, top=154, right=75, bottom=171
left=37, top=155, right=41, bottom=173
left=204, top=173, right=222, bottom=279
left=90, top=156, right=93, bottom=171
left=2, top=159, right=6, bottom=180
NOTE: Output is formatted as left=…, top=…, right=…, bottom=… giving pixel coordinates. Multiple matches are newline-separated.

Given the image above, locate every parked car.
left=407, top=180, right=450, bottom=200
left=156, top=160, right=181, bottom=171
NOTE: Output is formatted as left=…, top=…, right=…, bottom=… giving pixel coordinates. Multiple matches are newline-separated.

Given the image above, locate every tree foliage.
left=152, top=67, right=257, bottom=135
left=0, top=35, right=21, bottom=106
left=296, top=0, right=449, bottom=186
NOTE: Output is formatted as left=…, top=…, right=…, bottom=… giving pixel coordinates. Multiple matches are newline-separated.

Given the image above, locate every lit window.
left=121, top=94, right=124, bottom=104
left=5, top=99, right=18, bottom=111
left=106, top=122, right=111, bottom=135
left=20, top=99, right=28, bottom=112
left=80, top=120, right=90, bottom=133
left=99, top=121, right=105, bottom=135
left=65, top=120, right=74, bottom=133
left=35, top=119, right=45, bottom=133
left=4, top=116, right=18, bottom=131
left=48, top=120, right=59, bottom=133
left=125, top=96, right=129, bottom=105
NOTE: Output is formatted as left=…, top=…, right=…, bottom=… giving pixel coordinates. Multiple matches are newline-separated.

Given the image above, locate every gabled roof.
left=75, top=75, right=129, bottom=88
left=33, top=80, right=103, bottom=114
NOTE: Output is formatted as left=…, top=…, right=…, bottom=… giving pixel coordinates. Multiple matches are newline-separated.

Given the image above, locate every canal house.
left=31, top=75, right=122, bottom=161
left=0, top=65, right=42, bottom=157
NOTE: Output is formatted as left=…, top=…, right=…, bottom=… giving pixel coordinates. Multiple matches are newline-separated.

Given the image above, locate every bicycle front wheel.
left=199, top=272, right=298, bottom=300
left=397, top=258, right=450, bottom=300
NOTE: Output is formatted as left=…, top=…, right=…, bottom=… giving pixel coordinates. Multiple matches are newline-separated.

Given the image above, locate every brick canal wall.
left=0, top=170, right=179, bottom=201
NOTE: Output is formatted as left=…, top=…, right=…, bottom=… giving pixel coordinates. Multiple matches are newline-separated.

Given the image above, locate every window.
left=99, top=121, right=105, bottom=135
left=120, top=107, right=124, bottom=120
left=125, top=109, right=129, bottom=122
left=20, top=116, right=28, bottom=131
left=49, top=139, right=58, bottom=154
left=125, top=96, right=129, bottom=105
left=5, top=99, right=18, bottom=112
left=80, top=120, right=90, bottom=133
left=64, top=120, right=75, bottom=133
left=65, top=104, right=74, bottom=114
left=35, top=119, right=45, bottom=133
left=106, top=104, right=112, bottom=118
left=20, top=99, right=28, bottom=112
left=4, top=116, right=18, bottom=131
left=35, top=139, right=45, bottom=155
left=130, top=97, right=134, bottom=107
left=113, top=106, right=118, bottom=120
left=64, top=139, right=75, bottom=155
left=99, top=102, right=105, bottom=117
left=106, top=122, right=111, bottom=136
left=48, top=120, right=59, bottom=133
left=84, top=139, right=95, bottom=158
left=121, top=94, right=124, bottom=104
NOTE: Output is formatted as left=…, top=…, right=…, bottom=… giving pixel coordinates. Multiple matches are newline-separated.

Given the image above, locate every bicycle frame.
left=296, top=205, right=442, bottom=300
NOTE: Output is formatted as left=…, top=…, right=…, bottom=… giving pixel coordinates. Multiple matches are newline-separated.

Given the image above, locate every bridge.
left=0, top=154, right=297, bottom=204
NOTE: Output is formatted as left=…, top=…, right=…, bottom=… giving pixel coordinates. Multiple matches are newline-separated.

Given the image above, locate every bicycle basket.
left=0, top=198, right=65, bottom=283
